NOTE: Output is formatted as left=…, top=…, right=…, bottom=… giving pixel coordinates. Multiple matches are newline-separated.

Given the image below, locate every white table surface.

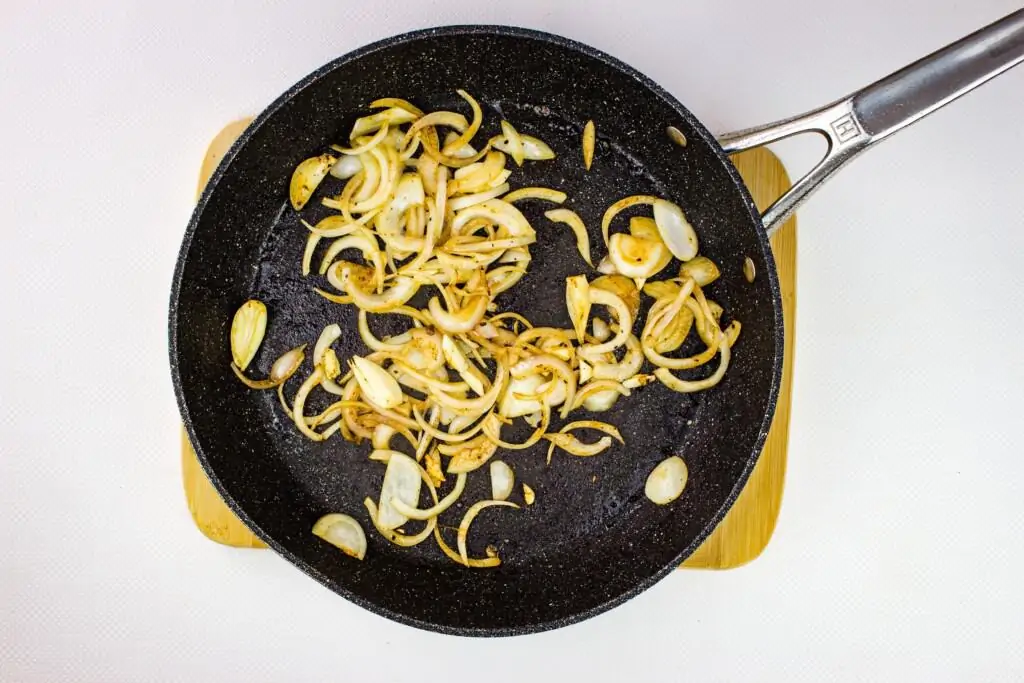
left=2, top=1, right=1023, bottom=680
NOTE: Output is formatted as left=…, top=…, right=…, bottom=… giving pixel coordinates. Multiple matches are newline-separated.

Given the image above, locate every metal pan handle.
left=715, top=9, right=1024, bottom=236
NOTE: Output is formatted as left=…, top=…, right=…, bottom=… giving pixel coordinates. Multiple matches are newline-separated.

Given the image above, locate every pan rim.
left=168, top=23, right=784, bottom=637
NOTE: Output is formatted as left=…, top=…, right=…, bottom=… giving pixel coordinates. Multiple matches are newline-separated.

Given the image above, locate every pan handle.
left=714, top=8, right=1024, bottom=236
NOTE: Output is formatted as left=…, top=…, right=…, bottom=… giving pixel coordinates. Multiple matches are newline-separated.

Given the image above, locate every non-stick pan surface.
left=170, top=26, right=784, bottom=635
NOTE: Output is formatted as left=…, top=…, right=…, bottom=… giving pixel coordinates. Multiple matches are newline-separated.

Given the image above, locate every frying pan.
left=169, top=12, right=1024, bottom=635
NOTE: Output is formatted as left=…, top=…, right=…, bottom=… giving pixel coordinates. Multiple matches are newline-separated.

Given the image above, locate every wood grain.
left=180, top=122, right=796, bottom=566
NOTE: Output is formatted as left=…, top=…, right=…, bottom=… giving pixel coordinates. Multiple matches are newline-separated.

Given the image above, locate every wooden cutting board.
left=180, top=119, right=797, bottom=568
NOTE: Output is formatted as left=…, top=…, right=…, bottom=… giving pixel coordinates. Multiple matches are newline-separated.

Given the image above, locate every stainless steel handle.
left=716, top=9, right=1024, bottom=236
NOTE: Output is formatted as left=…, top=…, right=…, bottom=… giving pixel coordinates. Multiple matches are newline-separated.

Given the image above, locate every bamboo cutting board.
left=180, top=119, right=797, bottom=568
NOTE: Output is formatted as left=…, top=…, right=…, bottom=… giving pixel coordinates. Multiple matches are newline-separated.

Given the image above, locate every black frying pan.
left=170, top=16, right=1024, bottom=635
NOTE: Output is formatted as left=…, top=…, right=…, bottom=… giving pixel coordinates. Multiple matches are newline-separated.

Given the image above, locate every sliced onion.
left=319, top=232, right=381, bottom=276
left=337, top=269, right=419, bottom=312
left=600, top=195, right=658, bottom=249
left=544, top=209, right=593, bottom=267
left=331, top=124, right=389, bottom=155
left=292, top=367, right=327, bottom=441
left=545, top=432, right=613, bottom=463
left=591, top=274, right=640, bottom=322
left=312, top=513, right=367, bottom=560
left=482, top=407, right=549, bottom=450
left=521, top=134, right=555, bottom=160
left=502, top=187, right=567, bottom=204
left=373, top=450, right=423, bottom=530
left=448, top=183, right=510, bottom=212
left=565, top=275, right=591, bottom=343
left=582, top=120, right=595, bottom=170
left=608, top=232, right=668, bottom=280
left=365, top=497, right=436, bottom=547
left=628, top=216, right=673, bottom=273
left=301, top=233, right=321, bottom=276
left=428, top=294, right=489, bottom=334
left=368, top=98, right=424, bottom=117
left=678, top=255, right=721, bottom=286
left=434, top=526, right=500, bottom=568
left=392, top=472, right=467, bottom=520
left=457, top=500, right=519, bottom=566
left=490, top=461, right=515, bottom=501
left=499, top=120, right=525, bottom=166
left=582, top=287, right=632, bottom=356
left=510, top=354, right=577, bottom=419
left=440, top=89, right=483, bottom=156
left=439, top=432, right=499, bottom=474
left=653, top=198, right=699, bottom=261
left=412, top=406, right=488, bottom=443
left=443, top=131, right=478, bottom=159
left=329, top=154, right=364, bottom=180
left=231, top=343, right=306, bottom=390
left=653, top=333, right=731, bottom=393
left=645, top=456, right=688, bottom=505
left=351, top=107, right=417, bottom=138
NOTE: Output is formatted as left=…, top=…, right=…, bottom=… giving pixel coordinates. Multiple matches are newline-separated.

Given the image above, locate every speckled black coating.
left=169, top=26, right=783, bottom=636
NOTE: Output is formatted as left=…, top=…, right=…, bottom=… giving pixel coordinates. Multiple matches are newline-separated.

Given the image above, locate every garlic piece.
left=289, top=153, right=336, bottom=210
left=582, top=120, right=595, bottom=170
left=653, top=199, right=698, bottom=261
left=230, top=300, right=266, bottom=371
left=522, top=483, right=536, bottom=505
left=645, top=456, right=688, bottom=505
left=490, top=460, right=515, bottom=501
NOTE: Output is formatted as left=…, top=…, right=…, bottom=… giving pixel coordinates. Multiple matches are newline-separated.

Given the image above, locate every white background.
left=2, top=0, right=1023, bottom=681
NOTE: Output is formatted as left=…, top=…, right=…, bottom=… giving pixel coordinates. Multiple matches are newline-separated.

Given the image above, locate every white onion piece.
left=329, top=154, right=363, bottom=180
left=499, top=120, right=525, bottom=166
left=544, top=209, right=592, bottom=267
left=375, top=451, right=423, bottom=530
left=653, top=333, right=731, bottom=392
left=351, top=107, right=417, bottom=138
left=489, top=461, right=515, bottom=501
left=443, top=130, right=478, bottom=159
left=350, top=355, right=403, bottom=409
left=448, top=183, right=511, bottom=212
left=331, top=124, right=389, bottom=156
left=503, top=187, right=567, bottom=204
left=607, top=232, right=668, bottom=279
left=313, top=324, right=342, bottom=366
left=597, top=255, right=617, bottom=275
left=653, top=199, right=699, bottom=261
left=440, top=433, right=499, bottom=474
left=592, top=317, right=610, bottom=342
left=678, top=255, right=721, bottom=286
left=428, top=295, right=488, bottom=334
left=582, top=288, right=631, bottom=356
left=301, top=233, right=320, bottom=277
left=521, top=134, right=555, bottom=160
left=565, top=275, right=591, bottom=343
left=312, top=513, right=367, bottom=560
left=645, top=456, right=688, bottom=505
left=457, top=500, right=519, bottom=566
left=391, top=472, right=467, bottom=520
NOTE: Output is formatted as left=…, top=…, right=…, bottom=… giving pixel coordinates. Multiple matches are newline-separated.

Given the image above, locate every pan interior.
left=172, top=27, right=782, bottom=634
